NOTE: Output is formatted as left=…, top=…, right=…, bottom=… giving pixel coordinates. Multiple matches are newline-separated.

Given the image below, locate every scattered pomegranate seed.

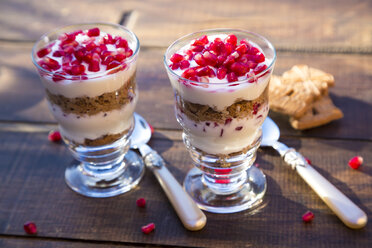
left=24, top=221, right=37, bottom=234
left=37, top=47, right=51, bottom=58
left=348, top=156, right=363, bottom=169
left=305, top=157, right=312, bottom=165
left=136, top=198, right=146, bottom=208
left=48, top=130, right=62, bottom=142
left=302, top=211, right=314, bottom=223
left=87, top=27, right=100, bottom=37
left=141, top=223, right=155, bottom=234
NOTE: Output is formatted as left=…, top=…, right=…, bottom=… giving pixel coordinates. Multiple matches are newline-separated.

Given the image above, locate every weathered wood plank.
left=1, top=0, right=371, bottom=52
left=0, top=130, right=371, bottom=247
left=1, top=44, right=370, bottom=140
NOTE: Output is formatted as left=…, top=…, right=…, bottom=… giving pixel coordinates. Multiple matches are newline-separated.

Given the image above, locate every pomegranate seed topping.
left=136, top=198, right=146, bottom=207
left=190, top=45, right=204, bottom=52
left=71, top=64, right=86, bottom=75
left=225, top=34, right=238, bottom=46
left=100, top=50, right=113, bottom=60
left=302, top=211, right=315, bottom=223
left=180, top=60, right=190, bottom=69
left=253, top=53, right=265, bottom=63
left=37, top=47, right=51, bottom=58
left=236, top=44, right=248, bottom=55
left=87, top=27, right=100, bottom=37
left=223, top=55, right=235, bottom=68
left=115, top=53, right=126, bottom=62
left=196, top=66, right=211, bottom=77
left=116, top=38, right=128, bottom=49
left=43, top=57, right=60, bottom=70
left=141, top=223, right=155, bottom=234
left=246, top=61, right=258, bottom=69
left=170, top=53, right=184, bottom=63
left=170, top=63, right=180, bottom=70
left=194, top=53, right=206, bottom=66
left=48, top=130, right=62, bottom=142
left=103, top=34, right=114, bottom=44
left=102, top=55, right=115, bottom=65
left=194, top=35, right=209, bottom=45
left=52, top=72, right=66, bottom=82
left=210, top=40, right=226, bottom=55
left=88, top=59, right=100, bottom=72
left=248, top=46, right=260, bottom=55
left=348, top=156, right=363, bottom=169
left=63, top=46, right=75, bottom=54
left=106, top=61, right=121, bottom=70
left=224, top=43, right=234, bottom=54
left=203, top=51, right=217, bottom=66
left=217, top=67, right=227, bottom=80
left=227, top=72, right=238, bottom=82
left=85, top=41, right=96, bottom=51
left=253, top=64, right=268, bottom=75
left=230, top=62, right=248, bottom=76
left=216, top=55, right=227, bottom=67
left=24, top=221, right=37, bottom=235
left=52, top=50, right=64, bottom=57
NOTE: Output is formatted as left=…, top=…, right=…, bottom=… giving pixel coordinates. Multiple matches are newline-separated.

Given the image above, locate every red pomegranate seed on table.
left=24, top=221, right=37, bottom=234
left=302, top=211, right=315, bottom=223
left=305, top=157, right=312, bottom=165
left=48, top=130, right=61, bottom=142
left=87, top=27, right=100, bottom=37
left=37, top=47, right=51, bottom=58
left=141, top=223, right=155, bottom=234
left=348, top=156, right=363, bottom=169
left=136, top=198, right=146, bottom=208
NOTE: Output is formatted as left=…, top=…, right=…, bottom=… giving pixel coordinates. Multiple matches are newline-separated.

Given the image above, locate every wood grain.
left=0, top=130, right=370, bottom=247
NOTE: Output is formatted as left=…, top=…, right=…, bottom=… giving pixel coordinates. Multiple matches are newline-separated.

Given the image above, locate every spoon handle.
left=282, top=148, right=368, bottom=229
left=143, top=148, right=207, bottom=231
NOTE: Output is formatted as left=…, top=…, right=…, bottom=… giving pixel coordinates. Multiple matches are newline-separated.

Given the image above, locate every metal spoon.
left=261, top=117, right=367, bottom=229
left=130, top=113, right=207, bottom=231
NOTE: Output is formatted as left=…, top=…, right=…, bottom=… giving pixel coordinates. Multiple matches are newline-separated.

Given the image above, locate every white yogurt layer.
left=48, top=92, right=138, bottom=144
left=176, top=103, right=269, bottom=154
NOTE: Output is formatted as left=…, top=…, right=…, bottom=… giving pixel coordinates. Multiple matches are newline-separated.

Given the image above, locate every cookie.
left=289, top=95, right=343, bottom=130
left=269, top=75, right=318, bottom=118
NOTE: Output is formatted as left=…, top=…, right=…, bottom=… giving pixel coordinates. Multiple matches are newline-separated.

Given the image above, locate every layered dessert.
left=35, top=27, right=138, bottom=146
left=166, top=33, right=273, bottom=157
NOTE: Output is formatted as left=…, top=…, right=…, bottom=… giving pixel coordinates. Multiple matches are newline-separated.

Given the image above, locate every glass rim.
left=31, top=22, right=140, bottom=80
left=163, top=28, right=276, bottom=86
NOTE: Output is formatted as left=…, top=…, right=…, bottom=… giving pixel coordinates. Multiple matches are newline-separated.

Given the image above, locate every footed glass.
left=164, top=29, right=276, bottom=213
left=31, top=23, right=144, bottom=197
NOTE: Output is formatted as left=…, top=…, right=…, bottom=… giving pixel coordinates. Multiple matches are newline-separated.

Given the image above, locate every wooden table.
left=0, top=0, right=371, bottom=247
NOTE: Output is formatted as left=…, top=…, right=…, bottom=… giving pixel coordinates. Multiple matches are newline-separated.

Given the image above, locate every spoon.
left=261, top=117, right=367, bottom=229
left=130, top=113, right=207, bottom=231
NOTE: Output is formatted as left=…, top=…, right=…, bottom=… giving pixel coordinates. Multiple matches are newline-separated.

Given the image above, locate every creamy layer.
left=48, top=94, right=138, bottom=144
left=176, top=103, right=269, bottom=154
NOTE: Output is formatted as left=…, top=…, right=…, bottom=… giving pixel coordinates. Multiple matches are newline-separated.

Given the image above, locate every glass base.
left=65, top=150, right=145, bottom=198
left=184, top=165, right=267, bottom=213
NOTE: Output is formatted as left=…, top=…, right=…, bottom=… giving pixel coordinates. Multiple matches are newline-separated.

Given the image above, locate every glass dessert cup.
left=164, top=29, right=276, bottom=213
left=31, top=23, right=144, bottom=198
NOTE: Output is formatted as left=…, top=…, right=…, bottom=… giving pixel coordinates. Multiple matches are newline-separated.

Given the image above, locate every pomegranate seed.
left=225, top=34, right=238, bottom=46
left=199, top=76, right=209, bottom=83
left=48, top=130, right=62, bottom=142
left=87, top=27, right=100, bottom=37
left=136, top=198, right=146, bottom=207
left=216, top=55, right=227, bottom=67
left=115, top=53, right=126, bottom=62
left=103, top=34, right=114, bottom=44
left=236, top=44, right=248, bottom=55
left=235, top=126, right=243, bottom=131
left=63, top=46, right=75, bottom=54
left=196, top=66, right=211, bottom=77
left=230, top=62, right=248, bottom=76
left=193, top=35, right=209, bottom=45
left=246, top=61, right=258, bottom=69
left=203, top=51, right=217, bottom=66
left=253, top=53, right=265, bottom=63
left=85, top=41, right=96, bottom=51
left=305, top=157, right=312, bottom=165
left=43, top=57, right=60, bottom=70
left=248, top=46, right=260, bottom=55
left=194, top=53, right=206, bottom=66
left=223, top=55, right=235, bottom=68
left=100, top=50, right=113, bottom=60
left=252, top=103, right=261, bottom=115
left=37, top=47, right=51, bottom=58
left=102, top=55, right=115, bottom=65
left=180, top=60, right=190, bottom=69
left=88, top=59, right=100, bottom=72
left=224, top=43, right=234, bottom=55
left=170, top=53, right=184, bottom=63
left=170, top=63, right=180, bottom=70
left=71, top=64, right=86, bottom=75
left=302, top=211, right=315, bottom=223
left=190, top=45, right=204, bottom=52
left=52, top=50, right=64, bottom=57
left=210, top=40, right=226, bottom=55
left=24, top=221, right=37, bottom=235
left=52, top=72, right=66, bottom=82
left=217, top=67, right=227, bottom=80
left=106, top=61, right=121, bottom=70
left=225, top=118, right=232, bottom=125
left=348, top=156, right=363, bottom=169
left=227, top=72, right=238, bottom=82
left=116, top=38, right=128, bottom=49
left=141, top=223, right=155, bottom=234
left=253, top=64, right=268, bottom=75
left=149, top=123, right=154, bottom=134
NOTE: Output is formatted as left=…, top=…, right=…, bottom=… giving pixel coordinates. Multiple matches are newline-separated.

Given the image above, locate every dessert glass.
left=164, top=29, right=276, bottom=213
left=31, top=23, right=144, bottom=198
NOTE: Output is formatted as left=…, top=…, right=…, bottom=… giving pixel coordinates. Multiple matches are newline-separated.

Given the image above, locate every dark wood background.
left=0, top=0, right=371, bottom=247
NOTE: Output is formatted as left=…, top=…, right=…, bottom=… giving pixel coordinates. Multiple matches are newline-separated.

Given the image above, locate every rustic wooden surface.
left=0, top=0, right=371, bottom=247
